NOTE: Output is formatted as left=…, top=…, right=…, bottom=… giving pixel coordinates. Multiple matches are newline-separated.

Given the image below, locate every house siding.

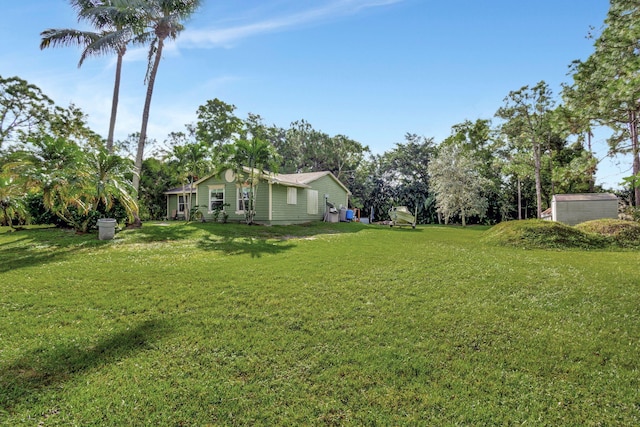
left=166, top=192, right=196, bottom=219
left=193, top=173, right=272, bottom=223
left=196, top=174, right=239, bottom=222
left=313, top=174, right=350, bottom=210
left=165, top=170, right=350, bottom=225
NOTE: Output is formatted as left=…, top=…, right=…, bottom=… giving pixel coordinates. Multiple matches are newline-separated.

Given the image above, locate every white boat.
left=388, top=206, right=417, bottom=228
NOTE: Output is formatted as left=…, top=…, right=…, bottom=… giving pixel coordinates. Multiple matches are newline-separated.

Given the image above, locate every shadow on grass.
left=193, top=221, right=370, bottom=257
left=0, top=228, right=112, bottom=274
left=196, top=234, right=296, bottom=257
left=119, top=221, right=203, bottom=243
left=128, top=221, right=366, bottom=257
left=188, top=220, right=368, bottom=240
left=0, top=319, right=169, bottom=413
left=384, top=226, right=425, bottom=232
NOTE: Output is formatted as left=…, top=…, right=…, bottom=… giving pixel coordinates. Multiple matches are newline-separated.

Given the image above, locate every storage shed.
left=551, top=193, right=618, bottom=226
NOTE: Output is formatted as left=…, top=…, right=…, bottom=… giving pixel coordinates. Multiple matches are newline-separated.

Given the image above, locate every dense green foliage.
left=1, top=222, right=638, bottom=425
left=564, top=0, right=640, bottom=206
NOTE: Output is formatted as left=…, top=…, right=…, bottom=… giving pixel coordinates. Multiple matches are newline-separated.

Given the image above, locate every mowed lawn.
left=1, top=222, right=638, bottom=425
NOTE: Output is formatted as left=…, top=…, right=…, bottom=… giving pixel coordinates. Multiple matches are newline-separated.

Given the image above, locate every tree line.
left=2, top=0, right=639, bottom=229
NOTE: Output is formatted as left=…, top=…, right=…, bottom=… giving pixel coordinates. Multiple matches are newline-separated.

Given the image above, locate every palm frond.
left=40, top=29, right=100, bottom=50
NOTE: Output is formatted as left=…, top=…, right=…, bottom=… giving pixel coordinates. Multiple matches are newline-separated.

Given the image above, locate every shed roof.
left=552, top=193, right=618, bottom=202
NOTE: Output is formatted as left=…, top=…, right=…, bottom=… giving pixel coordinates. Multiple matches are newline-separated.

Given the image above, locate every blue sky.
left=1, top=0, right=630, bottom=188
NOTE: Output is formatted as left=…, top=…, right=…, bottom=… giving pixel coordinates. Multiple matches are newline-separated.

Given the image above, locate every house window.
left=307, top=189, right=318, bottom=214
left=237, top=186, right=250, bottom=212
left=208, top=186, right=225, bottom=212
left=178, top=194, right=185, bottom=213
left=287, top=187, right=297, bottom=205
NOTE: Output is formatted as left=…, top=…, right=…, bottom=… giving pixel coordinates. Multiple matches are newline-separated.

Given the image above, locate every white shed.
left=551, top=193, right=619, bottom=226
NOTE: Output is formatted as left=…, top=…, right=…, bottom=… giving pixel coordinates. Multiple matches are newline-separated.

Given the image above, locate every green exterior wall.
left=313, top=174, right=350, bottom=211
left=166, top=192, right=196, bottom=219
left=268, top=174, right=349, bottom=225
left=166, top=171, right=350, bottom=225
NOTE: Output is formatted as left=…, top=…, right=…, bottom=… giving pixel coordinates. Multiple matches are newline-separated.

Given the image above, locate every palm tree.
left=107, top=0, right=202, bottom=205
left=0, top=173, right=30, bottom=230
left=40, top=0, right=138, bottom=152
left=222, top=137, right=280, bottom=225
left=167, top=140, right=211, bottom=221
left=18, top=133, right=138, bottom=233
left=87, top=145, right=139, bottom=223
left=22, top=134, right=90, bottom=231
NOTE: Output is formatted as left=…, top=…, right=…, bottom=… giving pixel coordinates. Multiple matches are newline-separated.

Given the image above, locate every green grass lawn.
left=1, top=222, right=639, bottom=425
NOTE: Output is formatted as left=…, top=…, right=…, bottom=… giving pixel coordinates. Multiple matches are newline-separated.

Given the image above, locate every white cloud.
left=180, top=0, right=404, bottom=48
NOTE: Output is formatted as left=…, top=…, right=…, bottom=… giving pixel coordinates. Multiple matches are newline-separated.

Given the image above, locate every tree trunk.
left=106, top=49, right=124, bottom=153
left=133, top=39, right=164, bottom=195
left=517, top=177, right=522, bottom=220
left=132, top=38, right=165, bottom=227
left=533, top=141, right=543, bottom=219
left=630, top=110, right=640, bottom=207
left=182, top=189, right=189, bottom=222
left=587, top=131, right=595, bottom=192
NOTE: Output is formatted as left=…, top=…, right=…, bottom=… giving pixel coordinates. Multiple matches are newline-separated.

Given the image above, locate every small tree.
left=0, top=173, right=30, bottom=229
left=428, top=143, right=490, bottom=226
left=0, top=76, right=54, bottom=149
left=221, top=137, right=280, bottom=225
left=165, top=136, right=211, bottom=221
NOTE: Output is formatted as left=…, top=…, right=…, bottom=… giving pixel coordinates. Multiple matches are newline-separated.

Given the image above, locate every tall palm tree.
left=92, top=0, right=201, bottom=226
left=40, top=0, right=138, bottom=152
left=113, top=0, right=202, bottom=203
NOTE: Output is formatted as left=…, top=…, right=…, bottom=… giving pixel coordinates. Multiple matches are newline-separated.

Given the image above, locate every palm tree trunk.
left=133, top=39, right=164, bottom=194
left=132, top=39, right=165, bottom=227
left=106, top=49, right=124, bottom=153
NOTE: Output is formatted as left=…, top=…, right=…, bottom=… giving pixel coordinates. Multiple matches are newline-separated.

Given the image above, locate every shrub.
left=25, top=193, right=129, bottom=230
left=576, top=219, right=640, bottom=249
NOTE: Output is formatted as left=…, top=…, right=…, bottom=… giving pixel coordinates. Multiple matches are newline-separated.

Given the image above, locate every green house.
left=165, top=168, right=351, bottom=225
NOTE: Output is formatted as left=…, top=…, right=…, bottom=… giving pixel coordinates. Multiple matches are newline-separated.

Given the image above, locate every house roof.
left=163, top=184, right=197, bottom=195
left=192, top=168, right=351, bottom=195
left=271, top=171, right=352, bottom=194
left=552, top=193, right=618, bottom=202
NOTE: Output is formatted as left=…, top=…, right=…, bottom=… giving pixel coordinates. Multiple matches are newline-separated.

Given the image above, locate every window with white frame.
left=287, top=187, right=297, bottom=205
left=237, top=186, right=250, bottom=212
left=178, top=194, right=188, bottom=213
left=208, top=186, right=225, bottom=212
left=307, top=189, right=318, bottom=214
